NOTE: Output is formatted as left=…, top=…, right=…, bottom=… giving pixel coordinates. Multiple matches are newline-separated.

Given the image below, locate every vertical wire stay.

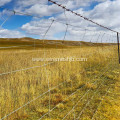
left=0, top=11, right=15, bottom=28
left=63, top=9, right=68, bottom=42
left=0, top=1, right=120, bottom=120
left=0, top=19, right=55, bottom=120
left=62, top=9, right=68, bottom=46
left=48, top=0, right=119, bottom=34
left=91, top=88, right=110, bottom=120
left=61, top=47, right=116, bottom=119
left=76, top=58, right=117, bottom=120
left=42, top=19, right=55, bottom=119
left=77, top=86, right=111, bottom=120
left=63, top=24, right=68, bottom=43
left=62, top=9, right=69, bottom=116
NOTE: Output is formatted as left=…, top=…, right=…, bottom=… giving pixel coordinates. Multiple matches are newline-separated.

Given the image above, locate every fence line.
left=77, top=87, right=110, bottom=120
left=0, top=1, right=119, bottom=120
left=0, top=55, right=116, bottom=120
left=37, top=59, right=111, bottom=119
left=0, top=5, right=117, bottom=38
left=48, top=0, right=120, bottom=34
left=57, top=61, right=116, bottom=120
left=0, top=61, right=55, bottom=76
left=91, top=88, right=110, bottom=120
left=0, top=80, right=67, bottom=120
left=0, top=48, right=100, bottom=76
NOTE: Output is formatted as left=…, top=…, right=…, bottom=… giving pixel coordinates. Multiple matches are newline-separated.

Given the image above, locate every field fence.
left=0, top=0, right=120, bottom=120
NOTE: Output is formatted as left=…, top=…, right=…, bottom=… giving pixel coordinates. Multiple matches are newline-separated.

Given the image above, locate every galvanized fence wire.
left=76, top=63, right=115, bottom=120
left=0, top=17, right=54, bottom=120
left=61, top=60, right=117, bottom=120
left=0, top=11, right=14, bottom=28
left=91, top=88, right=110, bottom=120
left=0, top=47, right=104, bottom=96
left=0, top=28, right=116, bottom=120
left=48, top=0, right=120, bottom=34
left=0, top=1, right=119, bottom=120
left=0, top=35, right=118, bottom=118
left=37, top=59, right=108, bottom=120
left=0, top=80, right=67, bottom=120
left=77, top=59, right=118, bottom=120
left=76, top=87, right=110, bottom=120
left=0, top=61, right=55, bottom=76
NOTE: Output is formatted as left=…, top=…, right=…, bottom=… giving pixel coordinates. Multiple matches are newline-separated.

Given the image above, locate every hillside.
left=0, top=37, right=116, bottom=50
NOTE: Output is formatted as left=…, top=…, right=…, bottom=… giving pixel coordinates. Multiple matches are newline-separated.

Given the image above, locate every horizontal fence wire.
left=0, top=0, right=119, bottom=120
left=0, top=5, right=118, bottom=37
left=0, top=61, right=56, bottom=76
left=0, top=54, right=117, bottom=120
left=76, top=87, right=110, bottom=120
left=76, top=65, right=115, bottom=120
left=60, top=61, right=117, bottom=120
left=0, top=80, right=67, bottom=120
left=48, top=0, right=120, bottom=34
left=91, top=88, right=110, bottom=120
left=37, top=61, right=107, bottom=119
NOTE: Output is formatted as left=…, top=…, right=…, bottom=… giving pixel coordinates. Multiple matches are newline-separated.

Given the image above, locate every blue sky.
left=0, top=0, right=99, bottom=27
left=0, top=0, right=119, bottom=42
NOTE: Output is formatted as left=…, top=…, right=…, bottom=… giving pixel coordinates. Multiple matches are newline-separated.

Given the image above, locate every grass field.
left=0, top=38, right=120, bottom=120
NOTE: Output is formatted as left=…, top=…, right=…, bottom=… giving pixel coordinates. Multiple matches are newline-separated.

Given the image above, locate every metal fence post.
left=117, top=32, right=120, bottom=64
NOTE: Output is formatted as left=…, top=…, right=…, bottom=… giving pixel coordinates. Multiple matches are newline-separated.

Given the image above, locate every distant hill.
left=0, top=37, right=116, bottom=50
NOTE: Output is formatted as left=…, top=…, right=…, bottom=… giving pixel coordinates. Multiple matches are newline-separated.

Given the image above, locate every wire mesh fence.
left=0, top=0, right=120, bottom=120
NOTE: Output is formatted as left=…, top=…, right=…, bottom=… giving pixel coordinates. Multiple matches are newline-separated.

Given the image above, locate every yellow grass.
left=0, top=41, right=119, bottom=120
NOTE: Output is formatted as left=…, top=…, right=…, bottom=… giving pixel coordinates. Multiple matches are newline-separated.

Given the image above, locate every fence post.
left=117, top=32, right=120, bottom=64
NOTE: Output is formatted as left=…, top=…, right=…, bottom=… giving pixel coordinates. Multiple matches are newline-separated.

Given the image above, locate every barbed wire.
left=0, top=5, right=117, bottom=37
left=48, top=0, right=120, bottom=34
left=0, top=1, right=119, bottom=120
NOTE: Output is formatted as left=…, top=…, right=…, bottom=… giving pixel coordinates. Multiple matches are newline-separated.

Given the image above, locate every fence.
left=0, top=0, right=119, bottom=120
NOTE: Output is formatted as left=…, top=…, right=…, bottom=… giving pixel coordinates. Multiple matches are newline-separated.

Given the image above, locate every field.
left=0, top=38, right=120, bottom=120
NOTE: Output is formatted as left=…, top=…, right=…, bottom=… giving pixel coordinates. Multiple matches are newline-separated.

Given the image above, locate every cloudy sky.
left=0, top=0, right=119, bottom=42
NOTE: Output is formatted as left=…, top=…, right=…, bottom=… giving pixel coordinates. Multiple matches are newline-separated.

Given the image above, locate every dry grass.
left=0, top=39, right=119, bottom=120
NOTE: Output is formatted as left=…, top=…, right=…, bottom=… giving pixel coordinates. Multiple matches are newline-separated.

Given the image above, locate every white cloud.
left=88, top=0, right=120, bottom=28
left=20, top=0, right=119, bottom=42
left=25, top=4, right=63, bottom=17
left=14, top=0, right=107, bottom=17
left=0, top=0, right=11, bottom=6
left=17, top=0, right=48, bottom=7
left=21, top=19, right=66, bottom=38
left=0, top=29, right=25, bottom=38
left=55, top=0, right=120, bottom=32
left=0, top=0, right=118, bottom=42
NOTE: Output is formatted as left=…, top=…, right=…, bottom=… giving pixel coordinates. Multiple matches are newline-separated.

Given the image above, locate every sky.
left=0, top=0, right=119, bottom=42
